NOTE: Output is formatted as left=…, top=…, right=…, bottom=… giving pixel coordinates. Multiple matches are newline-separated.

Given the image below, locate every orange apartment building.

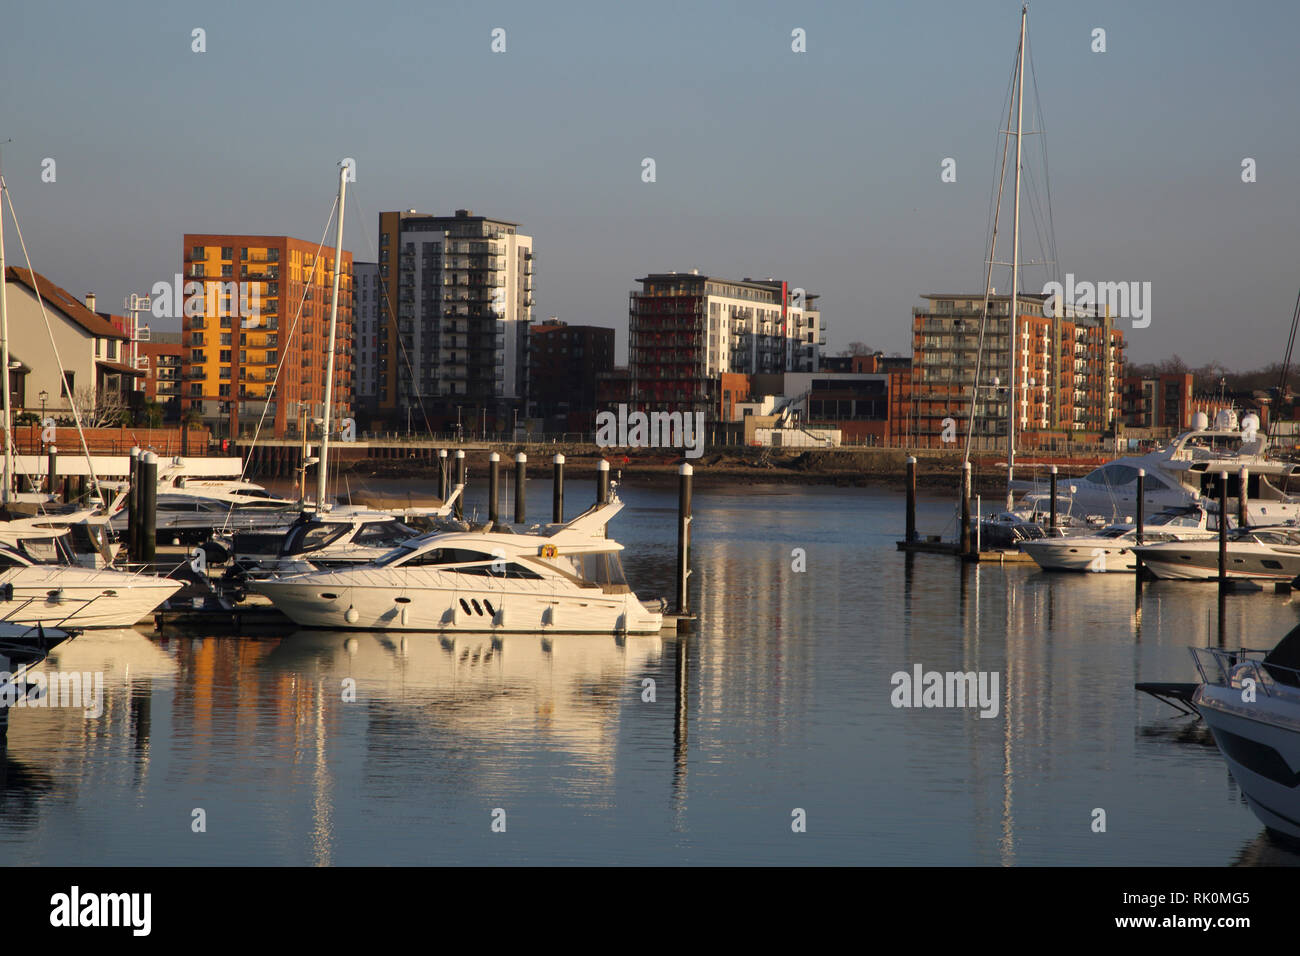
left=181, top=235, right=353, bottom=439
left=906, top=292, right=1124, bottom=448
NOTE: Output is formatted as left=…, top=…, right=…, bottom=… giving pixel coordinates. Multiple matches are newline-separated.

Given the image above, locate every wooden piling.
left=454, top=449, right=465, bottom=520
left=514, top=452, right=527, bottom=524
left=597, top=459, right=610, bottom=505
left=1239, top=466, right=1248, bottom=528
left=959, top=460, right=972, bottom=557
left=128, top=446, right=141, bottom=561
left=905, top=456, right=917, bottom=543
left=677, top=462, right=693, bottom=615
left=553, top=453, right=565, bottom=524
left=140, top=451, right=158, bottom=564
left=1049, top=465, right=1058, bottom=532
left=1219, top=470, right=1229, bottom=589
left=488, top=452, right=500, bottom=527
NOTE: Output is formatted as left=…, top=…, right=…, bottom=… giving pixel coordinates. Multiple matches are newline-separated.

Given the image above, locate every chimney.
left=455, top=209, right=471, bottom=218
left=85, top=293, right=96, bottom=313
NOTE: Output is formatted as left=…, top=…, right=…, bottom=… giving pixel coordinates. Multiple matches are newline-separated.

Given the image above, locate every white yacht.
left=1021, top=504, right=1217, bottom=572
left=1012, top=411, right=1300, bottom=525
left=1192, top=628, right=1300, bottom=841
left=0, top=545, right=182, bottom=627
left=226, top=511, right=431, bottom=578
left=250, top=498, right=665, bottom=635
left=1133, top=525, right=1300, bottom=581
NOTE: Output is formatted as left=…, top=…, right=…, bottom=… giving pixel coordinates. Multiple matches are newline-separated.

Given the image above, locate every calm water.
left=2, top=481, right=1297, bottom=865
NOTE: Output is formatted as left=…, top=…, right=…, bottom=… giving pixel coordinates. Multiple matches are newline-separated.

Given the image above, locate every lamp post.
left=39, top=389, right=48, bottom=450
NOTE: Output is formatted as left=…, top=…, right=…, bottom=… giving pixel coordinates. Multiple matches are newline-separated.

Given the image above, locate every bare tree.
left=69, top=385, right=128, bottom=428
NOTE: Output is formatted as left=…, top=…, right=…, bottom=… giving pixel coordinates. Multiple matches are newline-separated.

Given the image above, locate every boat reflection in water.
left=265, top=629, right=665, bottom=752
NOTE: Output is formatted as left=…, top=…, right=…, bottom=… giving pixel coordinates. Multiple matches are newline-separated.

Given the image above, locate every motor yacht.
left=1192, top=626, right=1300, bottom=841
left=1011, top=411, right=1300, bottom=525
left=0, top=545, right=182, bottom=627
left=250, top=497, right=665, bottom=634
left=1021, top=504, right=1218, bottom=572
left=1133, top=524, right=1300, bottom=581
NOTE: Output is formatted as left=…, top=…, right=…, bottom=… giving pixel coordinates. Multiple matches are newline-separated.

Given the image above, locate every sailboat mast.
left=1006, top=5, right=1026, bottom=511
left=0, top=150, right=13, bottom=506
left=316, top=164, right=348, bottom=511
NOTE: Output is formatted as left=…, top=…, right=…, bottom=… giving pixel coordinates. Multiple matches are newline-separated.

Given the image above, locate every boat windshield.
left=1148, top=507, right=1204, bottom=528
left=1244, top=528, right=1300, bottom=547
left=286, top=522, right=352, bottom=555
left=352, top=520, right=420, bottom=548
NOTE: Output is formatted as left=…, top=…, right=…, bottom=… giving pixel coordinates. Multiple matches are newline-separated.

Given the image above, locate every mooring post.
left=454, top=449, right=465, bottom=520
left=1239, top=466, right=1249, bottom=528
left=1049, top=465, right=1058, bottom=532
left=514, top=452, right=527, bottom=524
left=438, top=448, right=448, bottom=501
left=959, top=460, right=972, bottom=557
left=46, top=445, right=58, bottom=500
left=140, top=451, right=158, bottom=565
left=597, top=459, right=610, bottom=505
left=488, top=451, right=500, bottom=527
left=128, top=446, right=141, bottom=561
left=552, top=453, right=565, bottom=524
left=1136, top=469, right=1145, bottom=545
left=1219, top=470, right=1229, bottom=589
left=905, top=456, right=917, bottom=543
left=677, top=462, right=693, bottom=616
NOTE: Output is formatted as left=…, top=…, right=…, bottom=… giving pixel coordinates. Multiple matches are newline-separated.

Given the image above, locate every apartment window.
left=61, top=371, right=74, bottom=397
left=190, top=349, right=204, bottom=363
left=221, top=247, right=233, bottom=259
left=220, top=350, right=232, bottom=363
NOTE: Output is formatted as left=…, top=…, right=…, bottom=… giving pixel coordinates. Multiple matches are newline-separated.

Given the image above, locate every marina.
left=2, top=0, right=1299, bottom=910
left=2, top=481, right=1297, bottom=866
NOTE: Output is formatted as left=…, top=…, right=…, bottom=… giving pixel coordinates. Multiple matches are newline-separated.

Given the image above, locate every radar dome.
left=1192, top=411, right=1209, bottom=431
left=1214, top=409, right=1238, bottom=431
left=1241, top=412, right=1261, bottom=436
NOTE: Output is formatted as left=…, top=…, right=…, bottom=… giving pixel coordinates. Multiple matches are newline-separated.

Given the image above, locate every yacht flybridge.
left=1011, top=411, right=1300, bottom=524
left=250, top=497, right=666, bottom=634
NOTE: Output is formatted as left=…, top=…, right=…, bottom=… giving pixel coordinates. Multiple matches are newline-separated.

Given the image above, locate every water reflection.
left=3, top=485, right=1300, bottom=864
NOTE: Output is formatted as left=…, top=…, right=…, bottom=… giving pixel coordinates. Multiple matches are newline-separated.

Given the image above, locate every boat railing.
left=1190, top=646, right=1300, bottom=697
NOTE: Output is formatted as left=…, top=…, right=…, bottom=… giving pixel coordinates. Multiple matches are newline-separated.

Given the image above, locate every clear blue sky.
left=2, top=0, right=1297, bottom=367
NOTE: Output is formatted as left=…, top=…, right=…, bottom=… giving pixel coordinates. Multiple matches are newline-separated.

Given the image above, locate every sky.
left=1, top=0, right=1297, bottom=368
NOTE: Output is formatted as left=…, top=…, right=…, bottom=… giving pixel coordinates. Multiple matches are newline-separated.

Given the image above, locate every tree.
left=70, top=386, right=128, bottom=428
left=839, top=342, right=876, bottom=357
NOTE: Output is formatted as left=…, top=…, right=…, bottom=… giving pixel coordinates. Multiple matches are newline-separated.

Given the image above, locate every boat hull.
left=1135, top=546, right=1300, bottom=581
left=253, top=577, right=664, bottom=635
left=0, top=568, right=182, bottom=628
left=1196, top=686, right=1300, bottom=840
left=1022, top=539, right=1137, bottom=572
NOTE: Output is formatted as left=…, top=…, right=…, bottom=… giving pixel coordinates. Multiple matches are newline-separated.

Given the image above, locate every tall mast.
left=0, top=149, right=12, bottom=505
left=316, top=164, right=347, bottom=511
left=1007, top=5, right=1026, bottom=511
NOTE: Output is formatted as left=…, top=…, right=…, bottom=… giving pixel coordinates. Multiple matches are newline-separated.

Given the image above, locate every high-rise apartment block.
left=627, top=271, right=824, bottom=416
left=372, top=210, right=533, bottom=430
left=181, top=235, right=353, bottom=439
